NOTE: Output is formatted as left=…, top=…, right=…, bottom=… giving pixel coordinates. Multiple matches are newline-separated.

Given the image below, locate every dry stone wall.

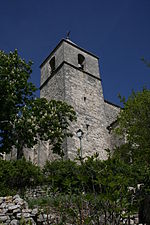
left=0, top=195, right=60, bottom=225
left=0, top=194, right=140, bottom=225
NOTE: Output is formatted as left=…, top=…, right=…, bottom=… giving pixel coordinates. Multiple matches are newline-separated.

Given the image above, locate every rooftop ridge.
left=40, top=38, right=99, bottom=68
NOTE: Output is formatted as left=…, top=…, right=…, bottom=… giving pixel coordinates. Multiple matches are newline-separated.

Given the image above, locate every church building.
left=28, top=38, right=121, bottom=165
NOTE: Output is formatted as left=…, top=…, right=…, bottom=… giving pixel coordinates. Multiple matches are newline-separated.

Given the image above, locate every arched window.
left=49, top=56, right=55, bottom=73
left=78, top=54, right=85, bottom=70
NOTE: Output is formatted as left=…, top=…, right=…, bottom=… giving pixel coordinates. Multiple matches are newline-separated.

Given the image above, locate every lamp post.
left=76, top=129, right=84, bottom=158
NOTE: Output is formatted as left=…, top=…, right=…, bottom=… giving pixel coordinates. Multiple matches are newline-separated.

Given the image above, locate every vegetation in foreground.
left=0, top=152, right=150, bottom=224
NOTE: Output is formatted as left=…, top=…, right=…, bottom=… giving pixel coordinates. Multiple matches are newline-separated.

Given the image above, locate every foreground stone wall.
left=0, top=195, right=35, bottom=224
left=0, top=195, right=60, bottom=225
left=24, top=186, right=50, bottom=200
left=0, top=194, right=140, bottom=225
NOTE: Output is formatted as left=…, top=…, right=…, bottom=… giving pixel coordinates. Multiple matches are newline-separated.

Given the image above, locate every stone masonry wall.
left=104, top=100, right=120, bottom=126
left=0, top=195, right=55, bottom=224
left=40, top=66, right=65, bottom=101
left=64, top=64, right=111, bottom=160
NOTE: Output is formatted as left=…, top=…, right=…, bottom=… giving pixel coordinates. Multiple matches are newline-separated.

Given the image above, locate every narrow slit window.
left=49, top=56, right=55, bottom=73
left=86, top=124, right=89, bottom=130
left=78, top=54, right=85, bottom=70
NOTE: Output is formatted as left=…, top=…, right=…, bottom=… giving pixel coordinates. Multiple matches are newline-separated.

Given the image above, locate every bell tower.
left=40, top=38, right=111, bottom=161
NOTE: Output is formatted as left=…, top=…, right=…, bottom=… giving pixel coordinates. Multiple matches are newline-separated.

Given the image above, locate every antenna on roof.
left=66, top=31, right=71, bottom=40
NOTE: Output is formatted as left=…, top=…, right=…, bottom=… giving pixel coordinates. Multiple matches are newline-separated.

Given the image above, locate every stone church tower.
left=30, top=38, right=120, bottom=165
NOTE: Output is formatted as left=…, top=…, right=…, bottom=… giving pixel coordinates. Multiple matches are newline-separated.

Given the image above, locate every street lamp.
left=76, top=129, right=84, bottom=158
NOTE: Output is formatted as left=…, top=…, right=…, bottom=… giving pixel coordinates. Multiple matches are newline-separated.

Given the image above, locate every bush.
left=43, top=159, right=80, bottom=193
left=42, top=156, right=138, bottom=224
left=0, top=158, right=43, bottom=196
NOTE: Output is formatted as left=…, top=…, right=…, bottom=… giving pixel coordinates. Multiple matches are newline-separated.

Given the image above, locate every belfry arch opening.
left=49, top=56, right=55, bottom=73
left=78, top=54, right=85, bottom=70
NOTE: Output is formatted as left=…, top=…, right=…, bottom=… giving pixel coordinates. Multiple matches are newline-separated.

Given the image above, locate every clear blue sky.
left=0, top=0, right=150, bottom=106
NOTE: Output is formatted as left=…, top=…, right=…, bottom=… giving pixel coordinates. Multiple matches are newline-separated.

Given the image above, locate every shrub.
left=43, top=159, right=80, bottom=193
left=0, top=158, right=43, bottom=196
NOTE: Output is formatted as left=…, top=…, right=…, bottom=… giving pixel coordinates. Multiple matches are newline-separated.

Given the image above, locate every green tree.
left=115, top=88, right=150, bottom=165
left=0, top=50, right=36, bottom=154
left=13, top=98, right=76, bottom=159
left=0, top=50, right=36, bottom=122
left=0, top=50, right=76, bottom=159
left=113, top=88, right=150, bottom=224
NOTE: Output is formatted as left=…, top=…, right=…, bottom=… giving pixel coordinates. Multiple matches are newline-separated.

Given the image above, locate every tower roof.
left=40, top=38, right=99, bottom=68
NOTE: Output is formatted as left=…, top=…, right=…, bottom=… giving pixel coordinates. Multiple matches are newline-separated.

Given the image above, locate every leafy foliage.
left=43, top=159, right=80, bottom=193
left=0, top=50, right=76, bottom=158
left=0, top=158, right=43, bottom=196
left=43, top=156, right=138, bottom=224
left=0, top=50, right=36, bottom=155
left=113, top=88, right=150, bottom=224
left=11, top=98, right=76, bottom=159
left=0, top=153, right=146, bottom=224
left=115, top=88, right=150, bottom=165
